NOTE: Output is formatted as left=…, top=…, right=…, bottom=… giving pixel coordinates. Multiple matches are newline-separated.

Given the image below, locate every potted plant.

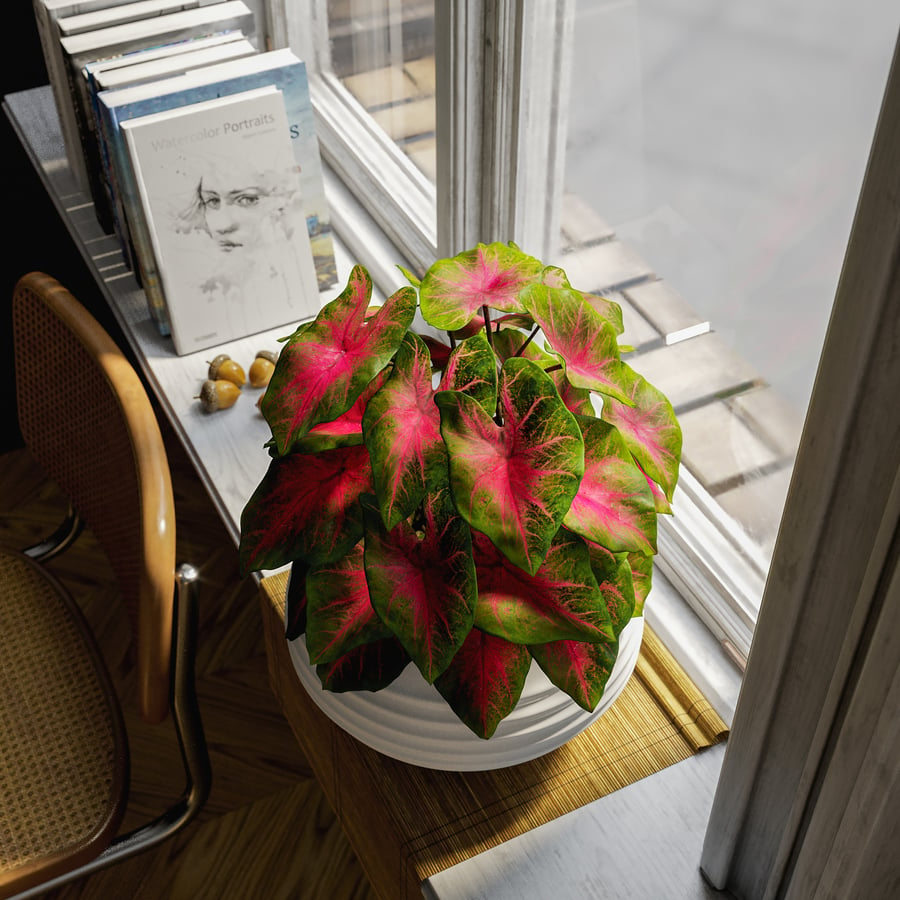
left=239, top=241, right=681, bottom=760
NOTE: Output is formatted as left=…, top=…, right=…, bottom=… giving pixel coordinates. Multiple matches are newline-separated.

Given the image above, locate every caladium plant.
left=240, top=241, right=682, bottom=739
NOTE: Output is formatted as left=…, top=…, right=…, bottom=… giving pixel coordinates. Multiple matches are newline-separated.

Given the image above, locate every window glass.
left=562, top=0, right=898, bottom=573
left=325, top=0, right=436, bottom=181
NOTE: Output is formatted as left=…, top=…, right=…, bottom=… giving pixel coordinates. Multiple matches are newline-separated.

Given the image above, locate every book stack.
left=33, top=0, right=339, bottom=355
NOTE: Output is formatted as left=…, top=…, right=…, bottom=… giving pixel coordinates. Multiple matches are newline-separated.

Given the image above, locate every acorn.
left=248, top=350, right=279, bottom=388
left=197, top=378, right=241, bottom=413
left=207, top=353, right=246, bottom=388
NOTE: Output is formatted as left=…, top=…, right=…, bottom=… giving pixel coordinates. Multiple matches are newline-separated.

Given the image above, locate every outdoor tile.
left=627, top=332, right=761, bottom=409
left=372, top=97, right=435, bottom=142
left=342, top=67, right=419, bottom=109
left=560, top=192, right=615, bottom=247
left=716, top=465, right=794, bottom=559
left=404, top=57, right=436, bottom=95
left=554, top=240, right=654, bottom=293
left=728, top=386, right=805, bottom=459
left=404, top=136, right=437, bottom=183
left=624, top=278, right=708, bottom=340
left=679, top=401, right=779, bottom=490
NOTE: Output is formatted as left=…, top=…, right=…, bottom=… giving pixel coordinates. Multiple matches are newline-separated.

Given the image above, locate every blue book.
left=97, top=47, right=337, bottom=335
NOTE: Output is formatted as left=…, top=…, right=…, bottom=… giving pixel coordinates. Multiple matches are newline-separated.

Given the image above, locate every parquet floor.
left=0, top=418, right=378, bottom=900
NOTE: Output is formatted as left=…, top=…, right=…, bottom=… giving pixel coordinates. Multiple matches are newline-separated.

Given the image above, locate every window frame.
left=701, top=32, right=900, bottom=896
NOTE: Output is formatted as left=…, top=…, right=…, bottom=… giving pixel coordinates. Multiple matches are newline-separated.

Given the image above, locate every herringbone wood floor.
left=0, top=418, right=378, bottom=900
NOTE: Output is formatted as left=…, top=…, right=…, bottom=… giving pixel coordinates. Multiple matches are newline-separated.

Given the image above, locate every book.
left=87, top=31, right=254, bottom=92
left=97, top=48, right=337, bottom=334
left=121, top=85, right=321, bottom=355
left=58, top=0, right=255, bottom=231
left=84, top=30, right=257, bottom=270
left=32, top=0, right=142, bottom=190
left=55, top=0, right=225, bottom=36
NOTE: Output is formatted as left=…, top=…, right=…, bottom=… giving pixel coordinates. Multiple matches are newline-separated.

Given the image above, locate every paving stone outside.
left=626, top=331, right=761, bottom=411
left=560, top=192, right=615, bottom=246
left=678, top=401, right=779, bottom=490
left=371, top=97, right=435, bottom=143
left=716, top=466, right=794, bottom=560
left=624, top=278, right=709, bottom=339
left=342, top=67, right=421, bottom=109
left=553, top=239, right=654, bottom=293
left=728, top=386, right=804, bottom=460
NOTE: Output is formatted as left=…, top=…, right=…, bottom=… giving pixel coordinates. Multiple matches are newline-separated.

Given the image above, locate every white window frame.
left=702, top=33, right=900, bottom=896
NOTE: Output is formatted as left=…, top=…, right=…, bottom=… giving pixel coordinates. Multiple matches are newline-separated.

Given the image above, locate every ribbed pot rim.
left=287, top=616, right=644, bottom=771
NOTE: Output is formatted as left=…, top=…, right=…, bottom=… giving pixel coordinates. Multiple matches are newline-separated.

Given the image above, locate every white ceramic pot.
left=287, top=615, right=644, bottom=771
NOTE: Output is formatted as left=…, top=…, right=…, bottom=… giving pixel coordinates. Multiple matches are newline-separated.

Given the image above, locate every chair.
left=0, top=272, right=210, bottom=898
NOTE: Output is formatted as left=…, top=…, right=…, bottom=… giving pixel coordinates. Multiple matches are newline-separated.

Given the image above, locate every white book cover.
left=121, top=85, right=319, bottom=355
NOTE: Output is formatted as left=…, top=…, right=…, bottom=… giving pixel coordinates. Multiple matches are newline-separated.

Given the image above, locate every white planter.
left=287, top=616, right=644, bottom=771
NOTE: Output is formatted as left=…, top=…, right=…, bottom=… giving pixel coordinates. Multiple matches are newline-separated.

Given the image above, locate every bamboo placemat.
left=258, top=569, right=728, bottom=900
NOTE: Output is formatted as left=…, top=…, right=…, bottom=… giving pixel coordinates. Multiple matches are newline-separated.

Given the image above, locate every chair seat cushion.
left=0, top=548, right=127, bottom=896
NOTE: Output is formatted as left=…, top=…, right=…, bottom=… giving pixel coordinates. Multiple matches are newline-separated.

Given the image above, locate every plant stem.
left=515, top=326, right=540, bottom=357
left=481, top=305, right=495, bottom=350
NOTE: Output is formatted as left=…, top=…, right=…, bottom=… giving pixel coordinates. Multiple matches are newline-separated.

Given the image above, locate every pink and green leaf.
left=583, top=539, right=637, bottom=634
left=541, top=265, right=625, bottom=335
left=305, top=543, right=394, bottom=664
left=363, top=333, right=448, bottom=529
left=435, top=357, right=585, bottom=575
left=293, top=370, right=388, bottom=453
left=437, top=331, right=499, bottom=414
left=529, top=637, right=619, bottom=712
left=563, top=416, right=657, bottom=554
left=239, top=444, right=373, bottom=574
left=628, top=551, right=654, bottom=616
left=261, top=266, right=416, bottom=454
left=419, top=241, right=544, bottom=331
left=600, top=375, right=683, bottom=501
left=433, top=627, right=531, bottom=739
left=521, top=283, right=637, bottom=404
left=316, top=637, right=410, bottom=692
left=638, top=461, right=674, bottom=514
left=472, top=529, right=615, bottom=644
left=361, top=490, right=477, bottom=683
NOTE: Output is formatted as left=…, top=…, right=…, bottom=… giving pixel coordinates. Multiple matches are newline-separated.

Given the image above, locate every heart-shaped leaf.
left=363, top=333, right=448, bottom=529
left=419, top=241, right=544, bottom=331
left=362, top=491, right=477, bottom=683
left=316, top=637, right=410, bottom=692
left=628, top=551, right=654, bottom=616
left=600, top=375, right=682, bottom=502
left=541, top=265, right=624, bottom=335
left=292, top=371, right=389, bottom=453
left=521, top=283, right=637, bottom=404
left=435, top=357, right=585, bottom=574
left=583, top=539, right=637, bottom=634
left=563, top=416, right=657, bottom=554
left=261, top=266, right=416, bottom=454
left=529, top=637, right=619, bottom=712
left=472, top=529, right=615, bottom=644
left=437, top=331, right=499, bottom=414
left=239, top=444, right=373, bottom=574
left=433, top=627, right=531, bottom=739
left=305, top=543, right=394, bottom=664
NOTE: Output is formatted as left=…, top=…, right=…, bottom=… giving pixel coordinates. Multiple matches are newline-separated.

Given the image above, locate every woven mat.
left=259, top=569, right=728, bottom=900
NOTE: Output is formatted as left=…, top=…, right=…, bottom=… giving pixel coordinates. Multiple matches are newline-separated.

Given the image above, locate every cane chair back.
left=0, top=273, right=209, bottom=899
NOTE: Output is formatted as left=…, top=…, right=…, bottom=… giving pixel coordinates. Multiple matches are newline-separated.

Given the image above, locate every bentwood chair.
left=0, top=272, right=210, bottom=898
